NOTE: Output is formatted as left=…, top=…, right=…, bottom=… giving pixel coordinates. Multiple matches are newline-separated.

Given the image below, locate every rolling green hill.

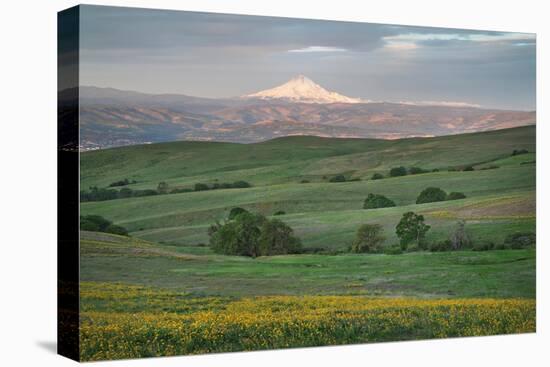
left=80, top=126, right=535, bottom=250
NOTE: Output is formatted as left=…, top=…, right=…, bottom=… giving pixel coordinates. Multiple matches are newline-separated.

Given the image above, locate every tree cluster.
left=209, top=210, right=302, bottom=257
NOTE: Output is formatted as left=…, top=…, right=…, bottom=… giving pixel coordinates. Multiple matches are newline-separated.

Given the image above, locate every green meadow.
left=78, top=126, right=536, bottom=360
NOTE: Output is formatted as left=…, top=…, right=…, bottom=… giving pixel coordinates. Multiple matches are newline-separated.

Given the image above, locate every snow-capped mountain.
left=244, top=75, right=364, bottom=104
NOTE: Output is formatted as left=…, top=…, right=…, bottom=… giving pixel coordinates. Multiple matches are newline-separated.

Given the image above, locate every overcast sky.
left=79, top=5, right=536, bottom=110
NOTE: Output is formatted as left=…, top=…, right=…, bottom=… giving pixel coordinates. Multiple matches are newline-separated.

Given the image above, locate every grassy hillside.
left=80, top=125, right=535, bottom=189
left=80, top=126, right=535, bottom=250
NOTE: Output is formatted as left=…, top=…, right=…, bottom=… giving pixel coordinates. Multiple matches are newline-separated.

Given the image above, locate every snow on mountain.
left=244, top=75, right=365, bottom=104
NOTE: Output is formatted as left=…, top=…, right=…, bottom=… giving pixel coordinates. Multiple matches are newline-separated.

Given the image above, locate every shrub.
left=494, top=242, right=510, bottom=250
left=157, top=181, right=169, bottom=194
left=472, top=241, right=495, bottom=251
left=194, top=183, right=210, bottom=191
left=329, top=175, right=346, bottom=183
left=118, top=187, right=134, bottom=199
left=429, top=240, right=453, bottom=252
left=300, top=179, right=310, bottom=184
left=389, top=166, right=407, bottom=177
left=363, top=194, right=396, bottom=209
left=170, top=188, right=193, bottom=194
left=105, top=224, right=129, bottom=236
left=503, top=232, right=536, bottom=249
left=416, top=187, right=447, bottom=204
left=409, top=167, right=428, bottom=175
left=371, top=173, right=384, bottom=180
left=480, top=165, right=499, bottom=170
left=80, top=215, right=128, bottom=236
left=228, top=207, right=249, bottom=220
left=273, top=211, right=286, bottom=216
left=383, top=244, right=403, bottom=255
left=432, top=168, right=440, bottom=172
left=232, top=180, right=252, bottom=188
left=447, top=192, right=466, bottom=201
left=108, top=178, right=130, bottom=187
left=351, top=224, right=385, bottom=253
left=512, top=149, right=529, bottom=156
left=396, top=212, right=430, bottom=250
left=463, top=166, right=475, bottom=171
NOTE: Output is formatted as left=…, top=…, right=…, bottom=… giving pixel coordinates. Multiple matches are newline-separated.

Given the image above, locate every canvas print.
left=58, top=5, right=536, bottom=362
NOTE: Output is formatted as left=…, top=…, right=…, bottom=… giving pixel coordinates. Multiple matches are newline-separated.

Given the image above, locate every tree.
left=329, top=175, right=346, bottom=183
left=351, top=224, right=385, bottom=253
left=273, top=211, right=286, bottom=216
left=447, top=192, right=466, bottom=200
left=258, top=219, right=302, bottom=256
left=79, top=215, right=129, bottom=236
left=396, top=212, right=430, bottom=250
left=157, top=181, right=169, bottom=194
left=228, top=207, right=249, bottom=220
left=371, top=173, right=384, bottom=180
left=416, top=187, right=447, bottom=204
left=231, top=180, right=252, bottom=188
left=450, top=220, right=471, bottom=250
left=389, top=166, right=407, bottom=177
left=463, top=166, right=474, bottom=171
left=209, top=213, right=301, bottom=257
left=363, top=193, right=396, bottom=209
left=105, top=224, right=129, bottom=236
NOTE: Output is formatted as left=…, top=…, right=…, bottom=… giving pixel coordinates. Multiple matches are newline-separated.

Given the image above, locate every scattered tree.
left=463, top=166, right=475, bottom=171
left=363, top=193, right=396, bottom=209
left=416, top=187, right=447, bottom=204
left=389, top=166, right=407, bottom=177
left=351, top=224, right=385, bottom=253
left=273, top=211, right=286, bottom=216
left=329, top=175, right=347, bottom=183
left=396, top=212, right=430, bottom=250
left=371, top=173, right=384, bottom=180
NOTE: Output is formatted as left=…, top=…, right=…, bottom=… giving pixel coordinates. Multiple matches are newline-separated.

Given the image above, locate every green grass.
left=80, top=125, right=535, bottom=190
left=80, top=231, right=535, bottom=299
left=78, top=126, right=536, bottom=359
left=80, top=126, right=535, bottom=250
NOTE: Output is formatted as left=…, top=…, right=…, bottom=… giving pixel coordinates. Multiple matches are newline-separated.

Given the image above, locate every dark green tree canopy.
left=389, top=166, right=407, bottom=177
left=363, top=193, right=396, bottom=209
left=80, top=215, right=128, bottom=236
left=228, top=207, right=249, bottom=220
left=395, top=211, right=430, bottom=250
left=371, top=173, right=384, bottom=180
left=209, top=212, right=301, bottom=257
left=416, top=187, right=447, bottom=204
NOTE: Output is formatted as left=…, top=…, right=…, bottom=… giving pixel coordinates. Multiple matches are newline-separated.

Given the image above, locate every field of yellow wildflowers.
left=79, top=282, right=535, bottom=361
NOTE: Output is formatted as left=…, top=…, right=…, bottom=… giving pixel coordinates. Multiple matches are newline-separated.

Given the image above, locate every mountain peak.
left=244, top=75, right=364, bottom=104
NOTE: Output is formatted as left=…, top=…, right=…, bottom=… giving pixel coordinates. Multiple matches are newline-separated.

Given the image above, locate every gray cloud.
left=79, top=5, right=536, bottom=110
